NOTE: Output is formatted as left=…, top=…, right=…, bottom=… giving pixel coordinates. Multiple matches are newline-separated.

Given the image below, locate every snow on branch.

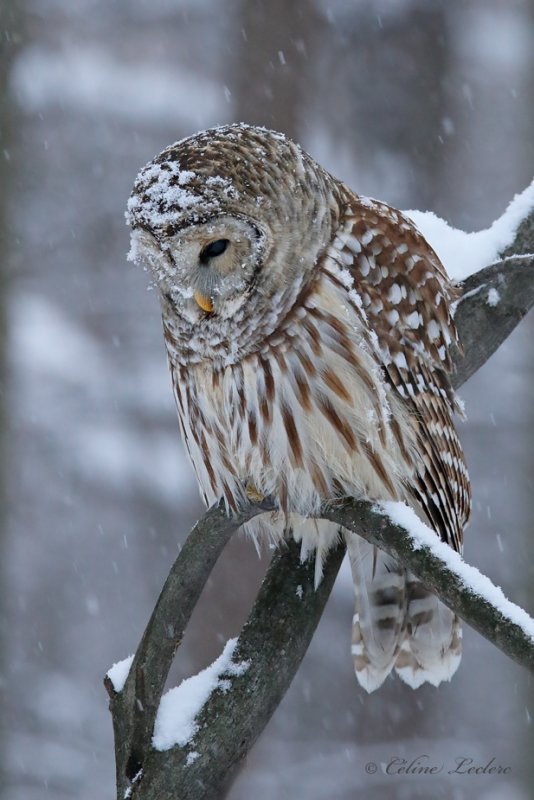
left=406, top=177, right=534, bottom=280
left=379, top=502, right=534, bottom=643
left=152, top=638, right=250, bottom=752
left=322, top=500, right=534, bottom=674
left=106, top=189, right=534, bottom=800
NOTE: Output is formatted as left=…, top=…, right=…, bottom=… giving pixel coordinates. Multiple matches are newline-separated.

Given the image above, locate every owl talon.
left=246, top=484, right=265, bottom=503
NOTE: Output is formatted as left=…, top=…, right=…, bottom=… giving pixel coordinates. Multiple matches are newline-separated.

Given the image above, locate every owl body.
left=127, top=124, right=470, bottom=691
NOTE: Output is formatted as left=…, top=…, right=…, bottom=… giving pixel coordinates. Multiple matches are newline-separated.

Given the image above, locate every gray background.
left=1, top=1, right=533, bottom=798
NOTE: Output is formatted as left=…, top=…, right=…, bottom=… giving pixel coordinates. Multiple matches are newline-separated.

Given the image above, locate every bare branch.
left=107, top=205, right=534, bottom=800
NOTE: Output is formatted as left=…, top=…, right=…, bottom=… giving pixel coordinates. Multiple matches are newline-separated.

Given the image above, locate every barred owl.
left=127, top=124, right=470, bottom=692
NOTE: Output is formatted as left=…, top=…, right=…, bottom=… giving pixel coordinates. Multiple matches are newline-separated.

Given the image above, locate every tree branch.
left=453, top=255, right=534, bottom=387
left=128, top=493, right=534, bottom=800
left=104, top=500, right=275, bottom=793
left=106, top=209, right=534, bottom=799
left=133, top=540, right=345, bottom=800
left=321, top=500, right=534, bottom=674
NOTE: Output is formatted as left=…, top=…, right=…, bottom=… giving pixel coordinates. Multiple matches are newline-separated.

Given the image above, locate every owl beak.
left=193, top=291, right=214, bottom=313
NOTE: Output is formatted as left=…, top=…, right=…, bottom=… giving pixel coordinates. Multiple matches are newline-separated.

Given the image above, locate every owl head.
left=126, top=124, right=341, bottom=352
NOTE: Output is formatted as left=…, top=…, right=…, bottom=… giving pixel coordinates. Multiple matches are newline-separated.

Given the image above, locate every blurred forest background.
left=1, top=1, right=534, bottom=798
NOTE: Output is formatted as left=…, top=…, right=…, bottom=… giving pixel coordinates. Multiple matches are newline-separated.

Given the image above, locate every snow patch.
left=487, top=287, right=501, bottom=307
left=126, top=149, right=239, bottom=234
left=107, top=655, right=134, bottom=693
left=404, top=178, right=534, bottom=281
left=377, top=501, right=534, bottom=641
left=153, top=638, right=250, bottom=751
left=126, top=161, right=202, bottom=229
left=124, top=768, right=143, bottom=799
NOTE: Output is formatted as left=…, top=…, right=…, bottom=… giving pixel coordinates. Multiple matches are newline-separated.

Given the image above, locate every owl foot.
left=245, top=483, right=265, bottom=503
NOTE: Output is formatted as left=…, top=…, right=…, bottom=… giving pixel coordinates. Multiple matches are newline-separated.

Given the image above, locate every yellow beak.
left=194, top=291, right=214, bottom=313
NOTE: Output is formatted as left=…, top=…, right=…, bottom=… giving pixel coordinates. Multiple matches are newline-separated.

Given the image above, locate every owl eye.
left=200, top=239, right=229, bottom=263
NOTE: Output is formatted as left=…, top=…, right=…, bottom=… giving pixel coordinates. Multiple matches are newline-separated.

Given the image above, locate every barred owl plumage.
left=127, top=123, right=471, bottom=692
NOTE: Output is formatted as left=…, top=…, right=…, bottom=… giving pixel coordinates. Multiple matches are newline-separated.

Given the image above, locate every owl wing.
left=330, top=192, right=471, bottom=553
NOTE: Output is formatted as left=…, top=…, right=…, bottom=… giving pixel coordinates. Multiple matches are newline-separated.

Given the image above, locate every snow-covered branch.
left=323, top=499, right=534, bottom=673
left=106, top=184, right=534, bottom=800
left=104, top=501, right=273, bottom=792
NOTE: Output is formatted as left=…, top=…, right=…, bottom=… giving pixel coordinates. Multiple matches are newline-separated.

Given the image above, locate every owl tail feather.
left=347, top=536, right=407, bottom=692
left=346, top=535, right=462, bottom=692
left=394, top=577, right=462, bottom=688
